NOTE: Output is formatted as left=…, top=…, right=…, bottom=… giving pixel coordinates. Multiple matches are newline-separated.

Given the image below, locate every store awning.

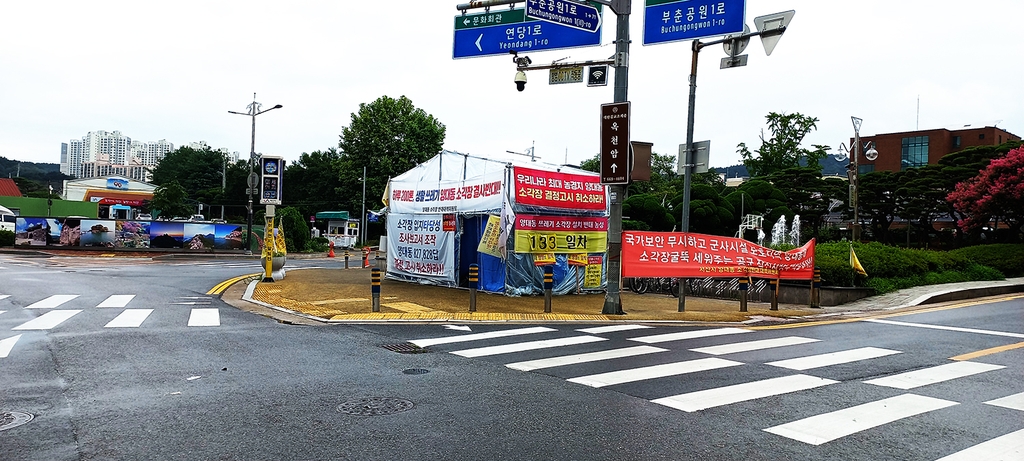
left=83, top=190, right=153, bottom=207
left=315, top=211, right=350, bottom=220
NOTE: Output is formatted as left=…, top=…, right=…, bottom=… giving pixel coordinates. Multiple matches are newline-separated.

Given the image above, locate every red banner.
left=515, top=214, right=608, bottom=231
left=622, top=231, right=815, bottom=280
left=513, top=166, right=606, bottom=210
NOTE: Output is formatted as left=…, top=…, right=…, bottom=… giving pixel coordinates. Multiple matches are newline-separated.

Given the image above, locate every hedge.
left=948, top=244, right=1024, bottom=277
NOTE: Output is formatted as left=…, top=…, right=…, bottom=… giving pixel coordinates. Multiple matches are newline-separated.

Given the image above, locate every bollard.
left=328, top=241, right=335, bottom=258
left=811, top=266, right=822, bottom=309
left=739, top=275, right=749, bottom=312
left=344, top=251, right=350, bottom=269
left=371, top=268, right=381, bottom=312
left=468, top=264, right=478, bottom=312
left=543, top=266, right=553, bottom=313
left=769, top=278, right=779, bottom=311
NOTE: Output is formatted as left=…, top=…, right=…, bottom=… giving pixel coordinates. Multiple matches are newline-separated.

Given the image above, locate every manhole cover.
left=0, top=411, right=34, bottom=432
left=403, top=368, right=430, bottom=375
left=337, top=398, right=414, bottom=416
left=381, top=343, right=428, bottom=354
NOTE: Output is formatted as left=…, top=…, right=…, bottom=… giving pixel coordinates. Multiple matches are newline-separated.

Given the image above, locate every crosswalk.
left=408, top=325, right=1024, bottom=458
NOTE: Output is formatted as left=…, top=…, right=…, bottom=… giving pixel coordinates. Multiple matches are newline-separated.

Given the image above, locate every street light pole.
left=851, top=116, right=862, bottom=242
left=602, top=0, right=630, bottom=315
left=229, top=93, right=282, bottom=254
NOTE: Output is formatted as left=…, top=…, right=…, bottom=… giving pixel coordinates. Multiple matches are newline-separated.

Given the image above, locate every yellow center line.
left=749, top=296, right=1018, bottom=331
left=207, top=273, right=261, bottom=295
left=951, top=341, right=1024, bottom=361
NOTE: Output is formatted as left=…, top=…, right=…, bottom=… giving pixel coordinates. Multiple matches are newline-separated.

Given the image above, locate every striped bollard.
left=739, top=276, right=749, bottom=313
left=344, top=251, right=350, bottom=269
left=769, top=278, right=779, bottom=311
left=543, top=266, right=553, bottom=313
left=371, top=268, right=381, bottom=312
left=468, top=264, right=478, bottom=312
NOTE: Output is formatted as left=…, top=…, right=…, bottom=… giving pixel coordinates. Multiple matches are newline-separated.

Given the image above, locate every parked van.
left=0, top=204, right=16, bottom=232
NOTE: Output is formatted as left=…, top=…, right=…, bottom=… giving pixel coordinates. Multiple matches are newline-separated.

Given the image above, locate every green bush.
left=309, top=236, right=329, bottom=253
left=0, top=229, right=14, bottom=246
left=815, top=241, right=1005, bottom=291
left=948, top=244, right=1024, bottom=277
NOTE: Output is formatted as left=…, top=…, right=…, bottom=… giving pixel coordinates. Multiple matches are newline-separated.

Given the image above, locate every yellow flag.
left=850, top=245, right=867, bottom=276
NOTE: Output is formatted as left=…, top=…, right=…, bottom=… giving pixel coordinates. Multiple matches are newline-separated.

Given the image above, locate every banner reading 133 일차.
left=621, top=231, right=815, bottom=280
left=514, top=214, right=607, bottom=253
left=513, top=166, right=606, bottom=210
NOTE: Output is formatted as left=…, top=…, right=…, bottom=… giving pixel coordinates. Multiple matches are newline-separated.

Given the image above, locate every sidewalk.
left=235, top=267, right=1024, bottom=324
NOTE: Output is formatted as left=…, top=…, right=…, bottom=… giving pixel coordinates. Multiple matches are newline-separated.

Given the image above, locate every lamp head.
left=864, top=142, right=878, bottom=161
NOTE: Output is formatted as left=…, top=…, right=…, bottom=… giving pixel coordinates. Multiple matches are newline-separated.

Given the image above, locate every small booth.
left=316, top=211, right=360, bottom=248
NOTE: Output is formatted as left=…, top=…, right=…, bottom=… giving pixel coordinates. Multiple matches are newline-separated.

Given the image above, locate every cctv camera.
left=514, top=71, right=527, bottom=92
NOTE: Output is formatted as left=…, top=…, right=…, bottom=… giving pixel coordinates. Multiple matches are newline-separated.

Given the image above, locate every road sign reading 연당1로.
left=526, top=0, right=602, bottom=33
left=643, top=0, right=746, bottom=46
left=600, top=102, right=631, bottom=185
left=453, top=5, right=602, bottom=59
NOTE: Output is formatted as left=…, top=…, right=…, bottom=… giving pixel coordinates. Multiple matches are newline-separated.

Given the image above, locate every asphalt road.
left=1, top=254, right=1021, bottom=460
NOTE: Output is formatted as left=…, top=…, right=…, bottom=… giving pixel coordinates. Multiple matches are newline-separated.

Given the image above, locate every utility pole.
left=602, top=0, right=631, bottom=315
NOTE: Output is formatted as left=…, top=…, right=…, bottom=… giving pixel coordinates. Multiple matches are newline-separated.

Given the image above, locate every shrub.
left=0, top=229, right=14, bottom=246
left=948, top=244, right=1024, bottom=277
left=814, top=241, right=1005, bottom=290
left=309, top=236, right=330, bottom=253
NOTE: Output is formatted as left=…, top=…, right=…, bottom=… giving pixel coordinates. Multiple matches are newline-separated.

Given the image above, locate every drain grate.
left=337, top=398, right=414, bottom=416
left=381, top=343, right=428, bottom=354
left=0, top=411, right=34, bottom=432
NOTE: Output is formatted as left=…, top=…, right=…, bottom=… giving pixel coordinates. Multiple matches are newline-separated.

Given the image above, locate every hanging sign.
left=513, top=166, right=606, bottom=210
left=622, top=231, right=814, bottom=279
left=513, top=214, right=608, bottom=253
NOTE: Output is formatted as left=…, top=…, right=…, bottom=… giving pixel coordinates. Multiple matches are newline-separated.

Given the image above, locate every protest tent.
left=384, top=150, right=609, bottom=295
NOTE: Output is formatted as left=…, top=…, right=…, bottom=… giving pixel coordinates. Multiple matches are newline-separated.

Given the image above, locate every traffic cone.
left=362, top=247, right=370, bottom=268
left=328, top=241, right=335, bottom=258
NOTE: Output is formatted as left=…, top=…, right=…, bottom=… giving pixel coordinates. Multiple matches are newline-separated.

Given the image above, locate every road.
left=1, top=254, right=1022, bottom=460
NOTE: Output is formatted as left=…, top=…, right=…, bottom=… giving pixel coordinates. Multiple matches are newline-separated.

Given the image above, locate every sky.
left=1, top=1, right=1021, bottom=172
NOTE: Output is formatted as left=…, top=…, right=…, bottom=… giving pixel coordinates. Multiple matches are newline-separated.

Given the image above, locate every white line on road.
left=187, top=308, right=220, bottom=327
left=567, top=357, right=743, bottom=388
left=0, top=294, right=10, bottom=300
left=13, top=310, right=83, bottom=330
left=171, top=302, right=211, bottom=305
left=97, top=295, right=135, bottom=308
left=104, top=309, right=154, bottom=328
left=863, top=319, right=1024, bottom=339
left=0, top=334, right=22, bottom=358
left=864, top=361, right=1005, bottom=389
left=627, top=327, right=751, bottom=344
left=763, top=393, right=958, bottom=445
left=691, top=336, right=820, bottom=355
left=767, top=347, right=902, bottom=371
left=410, top=327, right=556, bottom=348
left=986, top=391, right=1024, bottom=412
left=576, top=324, right=653, bottom=334
left=506, top=345, right=669, bottom=371
left=25, top=295, right=79, bottom=309
left=653, top=374, right=839, bottom=412
left=934, top=427, right=1024, bottom=460
left=452, top=335, right=606, bottom=358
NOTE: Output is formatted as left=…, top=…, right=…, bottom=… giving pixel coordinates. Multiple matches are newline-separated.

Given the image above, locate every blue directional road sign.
left=526, top=0, right=601, bottom=33
left=643, top=0, right=745, bottom=46
left=453, top=6, right=602, bottom=59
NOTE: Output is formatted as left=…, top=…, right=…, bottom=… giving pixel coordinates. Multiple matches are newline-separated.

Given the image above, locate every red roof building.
left=0, top=178, right=23, bottom=197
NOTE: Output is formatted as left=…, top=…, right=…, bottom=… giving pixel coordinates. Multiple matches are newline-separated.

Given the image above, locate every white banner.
left=386, top=213, right=456, bottom=284
left=387, top=170, right=505, bottom=214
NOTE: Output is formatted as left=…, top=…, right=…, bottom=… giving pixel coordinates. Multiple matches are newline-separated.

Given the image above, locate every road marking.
left=0, top=334, right=21, bottom=358
left=506, top=345, right=669, bottom=371
left=691, top=336, right=820, bottom=355
left=410, top=327, right=556, bottom=348
left=187, top=308, right=220, bottom=327
left=567, top=357, right=743, bottom=388
left=951, top=341, right=1024, bottom=361
left=863, top=318, right=1024, bottom=339
left=13, top=310, right=83, bottom=330
left=750, top=298, right=1016, bottom=331
left=628, top=327, right=751, bottom=344
left=767, top=347, right=902, bottom=371
left=0, top=311, right=5, bottom=316
left=985, top=391, right=1024, bottom=412
left=764, top=393, right=958, bottom=445
left=97, top=295, right=135, bottom=308
left=576, top=324, right=653, bottom=334
left=864, top=361, right=1005, bottom=389
left=25, top=295, right=79, bottom=309
left=653, top=374, right=839, bottom=412
left=934, top=427, right=1024, bottom=460
left=452, top=335, right=606, bottom=358
left=384, top=302, right=433, bottom=313
left=0, top=294, right=9, bottom=300
left=104, top=309, right=153, bottom=328
left=208, top=273, right=261, bottom=295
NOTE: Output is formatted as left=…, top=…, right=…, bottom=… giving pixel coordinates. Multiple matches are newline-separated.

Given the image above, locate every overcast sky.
left=1, top=1, right=1020, bottom=172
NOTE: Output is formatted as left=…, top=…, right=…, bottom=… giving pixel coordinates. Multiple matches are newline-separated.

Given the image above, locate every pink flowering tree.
left=947, top=146, right=1024, bottom=241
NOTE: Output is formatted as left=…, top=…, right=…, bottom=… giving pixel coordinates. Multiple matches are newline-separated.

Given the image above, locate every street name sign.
left=643, top=0, right=745, bottom=45
left=600, top=102, right=631, bottom=185
left=526, top=0, right=602, bottom=33
left=453, top=5, right=602, bottom=59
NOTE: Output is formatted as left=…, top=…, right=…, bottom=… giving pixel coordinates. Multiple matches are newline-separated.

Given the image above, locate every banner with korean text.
left=514, top=214, right=608, bottom=254
left=386, top=213, right=456, bottom=284
left=622, top=231, right=815, bottom=280
left=388, top=170, right=505, bottom=214
left=513, top=166, right=606, bottom=210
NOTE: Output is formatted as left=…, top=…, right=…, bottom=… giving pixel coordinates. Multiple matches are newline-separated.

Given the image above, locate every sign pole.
left=602, top=1, right=630, bottom=316
left=678, top=39, right=701, bottom=312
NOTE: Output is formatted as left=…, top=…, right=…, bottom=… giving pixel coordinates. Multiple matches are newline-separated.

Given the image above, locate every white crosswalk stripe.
left=0, top=334, right=21, bottom=358
left=653, top=374, right=839, bottom=412
left=576, top=324, right=653, bottom=334
left=13, top=310, right=83, bottom=330
left=104, top=309, right=154, bottom=328
left=691, top=336, right=820, bottom=355
left=410, top=326, right=555, bottom=348
left=628, top=327, right=750, bottom=344
left=187, top=308, right=220, bottom=327
left=766, top=347, right=902, bottom=370
left=864, top=361, right=1005, bottom=389
left=25, top=294, right=79, bottom=309
left=451, top=335, right=606, bottom=358
left=985, top=391, right=1024, bottom=412
left=1, top=294, right=224, bottom=331
left=567, top=357, right=743, bottom=388
left=97, top=295, right=135, bottom=308
left=934, top=427, right=1024, bottom=460
left=764, top=393, right=958, bottom=445
left=506, top=345, right=668, bottom=372
left=0, top=294, right=10, bottom=300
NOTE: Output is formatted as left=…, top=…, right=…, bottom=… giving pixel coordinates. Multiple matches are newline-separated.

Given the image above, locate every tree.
left=738, top=112, right=830, bottom=178
left=858, top=170, right=901, bottom=243
left=148, top=181, right=193, bottom=219
left=766, top=166, right=843, bottom=241
left=622, top=193, right=675, bottom=231
left=671, top=184, right=736, bottom=236
left=150, top=146, right=231, bottom=216
left=282, top=148, right=344, bottom=220
left=338, top=95, right=445, bottom=241
left=948, top=146, right=1024, bottom=242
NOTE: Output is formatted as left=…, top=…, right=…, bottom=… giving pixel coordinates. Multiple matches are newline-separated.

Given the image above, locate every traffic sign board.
left=453, top=6, right=602, bottom=59
left=526, top=0, right=601, bottom=33
left=600, top=102, right=631, bottom=185
left=643, top=0, right=745, bottom=45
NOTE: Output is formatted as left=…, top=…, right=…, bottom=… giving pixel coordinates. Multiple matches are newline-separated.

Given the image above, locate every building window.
left=953, top=136, right=961, bottom=148
left=979, top=133, right=985, bottom=139
left=858, top=164, right=874, bottom=175
left=901, top=136, right=929, bottom=170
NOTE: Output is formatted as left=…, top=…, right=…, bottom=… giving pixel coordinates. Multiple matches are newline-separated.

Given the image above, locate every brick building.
left=851, top=125, right=1020, bottom=174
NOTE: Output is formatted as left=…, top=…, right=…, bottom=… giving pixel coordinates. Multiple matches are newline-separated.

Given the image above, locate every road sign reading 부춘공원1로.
left=643, top=0, right=745, bottom=45
left=453, top=3, right=602, bottom=59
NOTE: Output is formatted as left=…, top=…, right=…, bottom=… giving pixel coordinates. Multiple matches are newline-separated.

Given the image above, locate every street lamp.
left=229, top=93, right=282, bottom=254
left=841, top=116, right=878, bottom=242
